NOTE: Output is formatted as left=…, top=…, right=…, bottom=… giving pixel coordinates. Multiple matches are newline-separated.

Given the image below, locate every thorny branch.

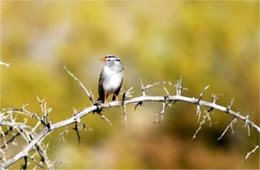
left=0, top=96, right=54, bottom=169
left=0, top=70, right=259, bottom=169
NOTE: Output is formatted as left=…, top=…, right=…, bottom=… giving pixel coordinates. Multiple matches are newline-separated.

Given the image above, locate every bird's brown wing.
left=98, top=71, right=104, bottom=102
left=112, top=78, right=123, bottom=101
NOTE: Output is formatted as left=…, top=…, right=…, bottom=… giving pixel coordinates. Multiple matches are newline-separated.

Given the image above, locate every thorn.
left=227, top=98, right=235, bottom=111
left=134, top=101, right=143, bottom=111
left=72, top=122, right=81, bottom=145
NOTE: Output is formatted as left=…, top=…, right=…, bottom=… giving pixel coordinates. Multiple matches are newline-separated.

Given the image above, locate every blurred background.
left=1, top=0, right=259, bottom=168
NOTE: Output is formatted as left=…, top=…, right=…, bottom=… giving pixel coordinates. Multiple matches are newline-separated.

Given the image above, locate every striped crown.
left=105, top=55, right=121, bottom=62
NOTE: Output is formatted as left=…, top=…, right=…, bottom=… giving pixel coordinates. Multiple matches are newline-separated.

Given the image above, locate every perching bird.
left=98, top=55, right=124, bottom=103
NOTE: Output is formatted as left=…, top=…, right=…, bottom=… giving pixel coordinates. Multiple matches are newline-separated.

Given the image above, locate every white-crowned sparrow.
left=98, top=55, right=124, bottom=103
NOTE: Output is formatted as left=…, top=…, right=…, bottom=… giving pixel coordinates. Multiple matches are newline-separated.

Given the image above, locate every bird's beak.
left=100, top=57, right=106, bottom=62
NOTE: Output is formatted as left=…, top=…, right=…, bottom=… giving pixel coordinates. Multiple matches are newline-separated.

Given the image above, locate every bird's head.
left=100, top=55, right=123, bottom=70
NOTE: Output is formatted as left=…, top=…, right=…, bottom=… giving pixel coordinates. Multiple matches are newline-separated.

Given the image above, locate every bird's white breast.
left=102, top=66, right=123, bottom=94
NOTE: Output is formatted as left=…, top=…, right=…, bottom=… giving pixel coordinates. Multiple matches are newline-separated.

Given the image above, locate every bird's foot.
left=116, top=100, right=122, bottom=105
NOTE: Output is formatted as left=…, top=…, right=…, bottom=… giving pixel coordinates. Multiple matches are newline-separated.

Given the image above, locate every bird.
left=98, top=55, right=124, bottom=103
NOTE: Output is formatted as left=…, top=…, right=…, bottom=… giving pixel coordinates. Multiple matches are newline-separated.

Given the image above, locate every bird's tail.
left=97, top=96, right=104, bottom=103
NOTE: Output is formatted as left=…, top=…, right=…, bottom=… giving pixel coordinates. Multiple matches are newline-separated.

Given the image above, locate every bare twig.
left=195, top=85, right=210, bottom=123
left=121, top=87, right=133, bottom=128
left=243, top=112, right=253, bottom=137
left=197, top=85, right=210, bottom=103
left=174, top=77, right=188, bottom=96
left=0, top=61, right=10, bottom=67
left=59, top=129, right=69, bottom=143
left=154, top=95, right=171, bottom=124
left=227, top=98, right=235, bottom=112
left=97, top=113, right=112, bottom=126
left=193, top=115, right=207, bottom=139
left=73, top=121, right=81, bottom=145
left=0, top=132, right=20, bottom=149
left=64, top=66, right=95, bottom=105
left=154, top=102, right=167, bottom=124
left=21, top=156, right=28, bottom=170
left=139, top=78, right=146, bottom=96
left=217, top=117, right=237, bottom=140
left=196, top=105, right=202, bottom=123
left=243, top=145, right=259, bottom=161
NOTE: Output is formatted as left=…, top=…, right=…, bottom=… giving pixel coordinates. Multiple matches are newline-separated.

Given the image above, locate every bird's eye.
left=107, top=59, right=111, bottom=61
